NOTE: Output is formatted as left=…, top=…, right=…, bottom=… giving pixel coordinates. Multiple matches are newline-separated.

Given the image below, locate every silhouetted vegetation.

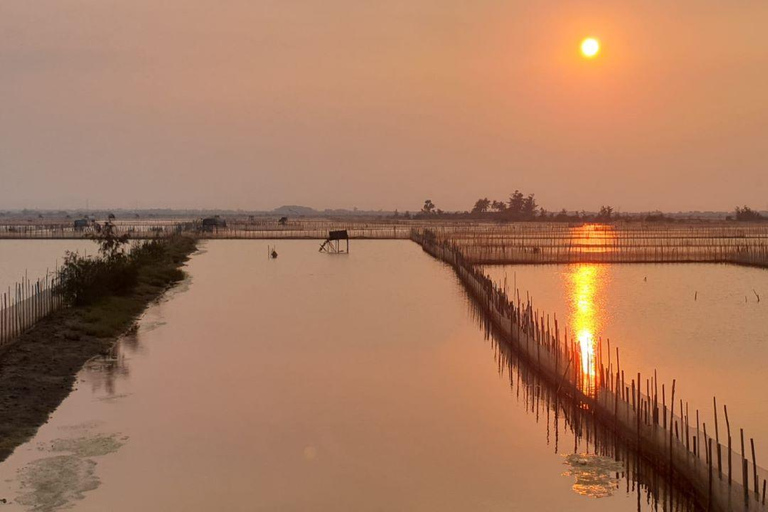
left=455, top=190, right=544, bottom=220
left=644, top=211, right=668, bottom=223
left=506, top=190, right=538, bottom=219
left=491, top=200, right=507, bottom=212
left=60, top=223, right=194, bottom=306
left=421, top=199, right=436, bottom=215
left=471, top=198, right=491, bottom=214
left=596, top=205, right=614, bottom=222
left=405, top=194, right=759, bottom=223
left=733, top=205, right=764, bottom=222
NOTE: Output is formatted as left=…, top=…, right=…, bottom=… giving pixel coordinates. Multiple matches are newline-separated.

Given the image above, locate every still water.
left=484, top=263, right=768, bottom=462
left=0, top=240, right=684, bottom=511
left=0, top=240, right=96, bottom=292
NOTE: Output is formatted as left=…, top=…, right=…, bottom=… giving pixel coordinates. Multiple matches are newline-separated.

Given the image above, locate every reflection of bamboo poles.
left=414, top=228, right=768, bottom=511
left=726, top=404, right=733, bottom=485
left=472, top=295, right=696, bottom=508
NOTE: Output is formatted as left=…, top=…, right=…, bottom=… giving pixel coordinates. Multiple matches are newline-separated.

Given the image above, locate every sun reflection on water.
left=568, top=264, right=604, bottom=391
left=565, top=224, right=615, bottom=392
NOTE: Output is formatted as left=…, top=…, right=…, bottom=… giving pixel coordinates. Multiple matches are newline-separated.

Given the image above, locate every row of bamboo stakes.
left=2, top=219, right=768, bottom=239
left=0, top=223, right=412, bottom=240
left=431, top=225, right=768, bottom=266
left=4, top=221, right=768, bottom=269
left=2, top=223, right=767, bottom=508
left=483, top=310, right=698, bottom=510
left=414, top=228, right=768, bottom=511
left=0, top=271, right=63, bottom=346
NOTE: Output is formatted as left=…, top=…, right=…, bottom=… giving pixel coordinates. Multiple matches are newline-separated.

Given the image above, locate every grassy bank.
left=0, top=235, right=197, bottom=462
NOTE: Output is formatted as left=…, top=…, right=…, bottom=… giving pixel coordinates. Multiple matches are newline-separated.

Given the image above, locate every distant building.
left=73, top=219, right=90, bottom=231
left=201, top=216, right=227, bottom=231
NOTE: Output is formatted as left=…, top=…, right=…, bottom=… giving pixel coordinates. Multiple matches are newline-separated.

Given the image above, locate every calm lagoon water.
left=0, top=240, right=666, bottom=511
left=0, top=240, right=96, bottom=291
left=484, top=263, right=768, bottom=461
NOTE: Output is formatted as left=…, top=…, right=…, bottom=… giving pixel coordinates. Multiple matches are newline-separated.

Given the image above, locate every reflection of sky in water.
left=0, top=241, right=655, bottom=512
left=0, top=240, right=96, bottom=291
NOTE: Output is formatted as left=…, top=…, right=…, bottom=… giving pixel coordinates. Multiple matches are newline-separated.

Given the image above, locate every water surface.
left=0, top=240, right=96, bottom=292
left=0, top=241, right=689, bottom=510
left=485, top=262, right=768, bottom=462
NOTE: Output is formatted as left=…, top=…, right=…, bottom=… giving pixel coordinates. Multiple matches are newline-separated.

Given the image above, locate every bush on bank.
left=58, top=223, right=195, bottom=306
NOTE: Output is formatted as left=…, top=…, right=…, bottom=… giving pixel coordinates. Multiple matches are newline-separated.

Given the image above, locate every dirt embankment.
left=0, top=236, right=197, bottom=462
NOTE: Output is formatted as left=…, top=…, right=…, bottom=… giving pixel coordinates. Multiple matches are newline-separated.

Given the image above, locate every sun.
left=581, top=37, right=600, bottom=58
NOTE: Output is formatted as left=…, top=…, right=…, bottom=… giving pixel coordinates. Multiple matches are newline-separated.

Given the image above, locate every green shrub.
left=58, top=228, right=194, bottom=306
left=59, top=253, right=138, bottom=306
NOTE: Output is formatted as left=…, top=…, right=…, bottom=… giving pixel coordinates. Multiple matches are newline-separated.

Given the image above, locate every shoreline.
left=0, top=236, right=197, bottom=462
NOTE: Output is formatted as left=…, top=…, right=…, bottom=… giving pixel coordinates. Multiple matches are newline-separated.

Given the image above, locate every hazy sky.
left=2, top=1, right=767, bottom=212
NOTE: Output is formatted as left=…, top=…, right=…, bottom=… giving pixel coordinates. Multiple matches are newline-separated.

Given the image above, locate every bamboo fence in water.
left=4, top=219, right=768, bottom=267
left=0, top=272, right=63, bottom=346
left=2, top=223, right=768, bottom=507
left=423, top=223, right=768, bottom=267
left=413, top=229, right=768, bottom=512
left=478, top=307, right=697, bottom=509
left=3, top=221, right=767, bottom=351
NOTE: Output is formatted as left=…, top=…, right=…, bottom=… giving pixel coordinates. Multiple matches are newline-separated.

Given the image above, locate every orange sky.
left=1, top=1, right=767, bottom=212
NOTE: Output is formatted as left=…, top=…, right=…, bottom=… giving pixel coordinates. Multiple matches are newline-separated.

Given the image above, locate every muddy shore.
left=0, top=237, right=196, bottom=462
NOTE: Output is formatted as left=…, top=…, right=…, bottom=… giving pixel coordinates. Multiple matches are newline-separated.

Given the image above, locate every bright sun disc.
left=581, top=38, right=600, bottom=58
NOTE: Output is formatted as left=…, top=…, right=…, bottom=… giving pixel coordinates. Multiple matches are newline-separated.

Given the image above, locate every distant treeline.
left=731, top=205, right=764, bottom=222
left=2, top=201, right=765, bottom=223
left=392, top=194, right=767, bottom=223
left=399, top=193, right=629, bottom=222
